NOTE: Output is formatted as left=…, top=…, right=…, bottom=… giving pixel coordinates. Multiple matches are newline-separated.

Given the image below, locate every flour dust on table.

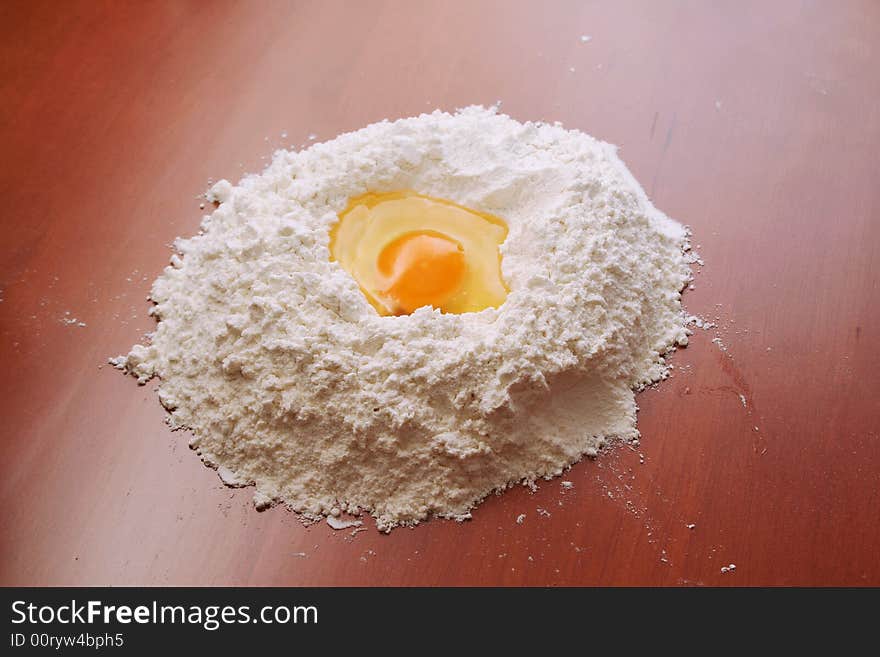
left=112, top=106, right=696, bottom=531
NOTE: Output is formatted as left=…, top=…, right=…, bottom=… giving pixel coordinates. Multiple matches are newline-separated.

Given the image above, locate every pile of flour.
left=113, top=106, right=693, bottom=531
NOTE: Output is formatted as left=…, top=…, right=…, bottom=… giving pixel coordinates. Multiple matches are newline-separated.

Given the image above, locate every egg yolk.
left=377, top=232, right=466, bottom=313
left=330, top=191, right=508, bottom=316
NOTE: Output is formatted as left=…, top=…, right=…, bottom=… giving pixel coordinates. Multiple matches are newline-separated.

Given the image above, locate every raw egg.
left=330, top=191, right=508, bottom=315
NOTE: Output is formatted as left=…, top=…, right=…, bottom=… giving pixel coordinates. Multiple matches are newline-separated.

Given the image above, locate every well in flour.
left=112, top=106, right=694, bottom=531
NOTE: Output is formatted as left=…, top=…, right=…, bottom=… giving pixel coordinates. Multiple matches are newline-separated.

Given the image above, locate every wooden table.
left=2, top=0, right=878, bottom=586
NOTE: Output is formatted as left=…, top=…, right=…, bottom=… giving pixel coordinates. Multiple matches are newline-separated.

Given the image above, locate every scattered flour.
left=60, top=311, right=87, bottom=327
left=326, top=516, right=362, bottom=531
left=112, top=106, right=694, bottom=531
left=687, top=315, right=715, bottom=330
left=711, top=336, right=728, bottom=352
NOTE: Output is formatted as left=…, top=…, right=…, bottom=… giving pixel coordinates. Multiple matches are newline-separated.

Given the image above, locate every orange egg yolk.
left=377, top=232, right=466, bottom=314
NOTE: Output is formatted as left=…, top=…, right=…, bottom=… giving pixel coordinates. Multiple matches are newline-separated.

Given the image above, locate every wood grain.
left=1, top=0, right=878, bottom=586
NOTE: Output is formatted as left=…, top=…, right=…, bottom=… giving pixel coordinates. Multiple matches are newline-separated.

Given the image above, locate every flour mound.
left=115, top=106, right=692, bottom=531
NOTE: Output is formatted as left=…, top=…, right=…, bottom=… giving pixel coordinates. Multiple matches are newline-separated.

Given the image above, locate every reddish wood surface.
left=1, top=0, right=878, bottom=586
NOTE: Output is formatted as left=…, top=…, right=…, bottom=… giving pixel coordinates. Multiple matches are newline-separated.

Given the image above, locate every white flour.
left=113, top=106, right=693, bottom=531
